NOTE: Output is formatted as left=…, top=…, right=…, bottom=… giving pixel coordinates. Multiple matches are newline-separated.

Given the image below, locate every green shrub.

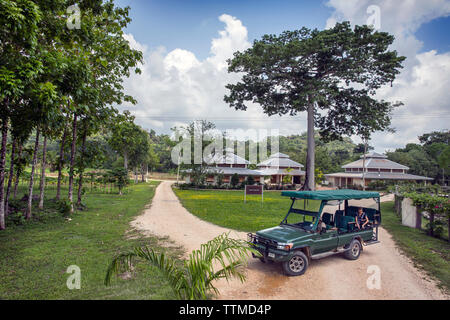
left=246, top=175, right=255, bottom=185
left=56, top=199, right=72, bottom=215
left=230, top=173, right=239, bottom=187
left=6, top=212, right=26, bottom=226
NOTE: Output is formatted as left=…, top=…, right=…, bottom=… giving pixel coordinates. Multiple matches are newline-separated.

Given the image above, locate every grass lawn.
left=0, top=181, right=182, bottom=300
left=380, top=201, right=450, bottom=293
left=173, top=188, right=320, bottom=232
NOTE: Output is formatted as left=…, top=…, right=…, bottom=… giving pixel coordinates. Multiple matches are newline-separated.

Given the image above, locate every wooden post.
left=415, top=206, right=422, bottom=230
left=362, top=140, right=367, bottom=191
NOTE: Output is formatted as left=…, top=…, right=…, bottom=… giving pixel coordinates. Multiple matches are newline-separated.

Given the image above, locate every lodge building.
left=256, top=153, right=305, bottom=184
left=184, top=150, right=306, bottom=186
left=184, top=148, right=264, bottom=184
left=325, top=152, right=433, bottom=188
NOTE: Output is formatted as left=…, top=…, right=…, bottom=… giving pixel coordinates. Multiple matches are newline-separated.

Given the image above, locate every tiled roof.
left=270, top=152, right=290, bottom=159
left=205, top=151, right=249, bottom=165
left=325, top=172, right=433, bottom=181
left=342, top=157, right=409, bottom=170
left=205, top=167, right=263, bottom=176
left=257, top=168, right=305, bottom=176
left=183, top=167, right=263, bottom=176
left=360, top=152, right=387, bottom=159
left=257, top=153, right=304, bottom=168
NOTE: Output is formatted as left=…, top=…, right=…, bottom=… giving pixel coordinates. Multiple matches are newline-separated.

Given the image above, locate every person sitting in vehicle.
left=355, top=207, right=369, bottom=230
left=316, top=219, right=327, bottom=233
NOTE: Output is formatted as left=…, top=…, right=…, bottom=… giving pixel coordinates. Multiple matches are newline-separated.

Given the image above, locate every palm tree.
left=105, top=233, right=259, bottom=299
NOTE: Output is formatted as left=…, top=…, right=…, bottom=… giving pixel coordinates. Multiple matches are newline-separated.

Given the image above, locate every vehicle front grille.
left=247, top=233, right=278, bottom=248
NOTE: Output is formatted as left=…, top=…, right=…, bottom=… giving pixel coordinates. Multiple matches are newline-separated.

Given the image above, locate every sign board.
left=244, top=185, right=264, bottom=203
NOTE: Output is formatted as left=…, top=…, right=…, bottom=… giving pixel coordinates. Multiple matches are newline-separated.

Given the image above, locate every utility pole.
left=362, top=139, right=367, bottom=191
left=176, top=152, right=181, bottom=185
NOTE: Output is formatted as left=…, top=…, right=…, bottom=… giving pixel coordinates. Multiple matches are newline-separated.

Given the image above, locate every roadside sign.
left=244, top=185, right=264, bottom=203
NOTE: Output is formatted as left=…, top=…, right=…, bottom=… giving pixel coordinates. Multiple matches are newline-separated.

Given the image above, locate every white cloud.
left=207, top=14, right=250, bottom=70
left=119, top=14, right=308, bottom=141
left=120, top=5, right=450, bottom=154
left=326, top=0, right=450, bottom=152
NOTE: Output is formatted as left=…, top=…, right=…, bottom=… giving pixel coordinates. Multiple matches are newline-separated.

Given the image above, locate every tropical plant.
left=246, top=175, right=255, bottom=185
left=404, top=191, right=450, bottom=240
left=315, top=168, right=324, bottom=185
left=105, top=233, right=258, bottom=299
left=215, top=172, right=224, bottom=186
left=109, top=167, right=129, bottom=195
left=282, top=168, right=293, bottom=185
left=230, top=173, right=240, bottom=187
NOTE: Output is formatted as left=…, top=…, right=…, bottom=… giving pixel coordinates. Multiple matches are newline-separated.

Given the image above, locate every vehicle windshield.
left=281, top=199, right=321, bottom=231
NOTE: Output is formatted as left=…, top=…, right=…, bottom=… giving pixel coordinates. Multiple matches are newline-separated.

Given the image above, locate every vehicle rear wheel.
left=344, top=239, right=362, bottom=260
left=282, top=251, right=308, bottom=276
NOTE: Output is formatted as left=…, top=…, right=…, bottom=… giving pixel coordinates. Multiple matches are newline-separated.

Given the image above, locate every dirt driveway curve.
left=131, top=181, right=448, bottom=300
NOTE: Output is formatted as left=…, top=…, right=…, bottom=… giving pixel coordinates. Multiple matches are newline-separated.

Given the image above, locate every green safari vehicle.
left=248, top=189, right=381, bottom=276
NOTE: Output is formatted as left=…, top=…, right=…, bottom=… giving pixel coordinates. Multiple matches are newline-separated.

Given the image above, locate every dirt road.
left=131, top=181, right=448, bottom=300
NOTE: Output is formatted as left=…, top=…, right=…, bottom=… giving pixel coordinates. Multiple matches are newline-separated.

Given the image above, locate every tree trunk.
left=13, top=144, right=22, bottom=199
left=141, top=163, right=145, bottom=182
left=26, top=128, right=40, bottom=220
left=76, top=131, right=87, bottom=208
left=123, top=151, right=128, bottom=171
left=38, top=135, right=47, bottom=209
left=0, top=117, right=8, bottom=230
left=68, top=114, right=77, bottom=213
left=5, top=138, right=16, bottom=216
left=56, top=127, right=67, bottom=201
left=304, top=101, right=315, bottom=191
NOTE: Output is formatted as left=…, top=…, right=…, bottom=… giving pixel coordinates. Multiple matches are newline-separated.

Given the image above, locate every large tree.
left=225, top=22, right=405, bottom=190
left=0, top=0, right=42, bottom=229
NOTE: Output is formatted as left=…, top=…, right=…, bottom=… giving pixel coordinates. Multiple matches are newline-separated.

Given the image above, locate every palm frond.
left=104, top=233, right=257, bottom=300
left=104, top=246, right=186, bottom=298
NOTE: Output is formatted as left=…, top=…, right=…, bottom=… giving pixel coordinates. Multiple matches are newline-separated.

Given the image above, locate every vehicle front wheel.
left=282, top=251, right=308, bottom=276
left=344, top=239, right=362, bottom=260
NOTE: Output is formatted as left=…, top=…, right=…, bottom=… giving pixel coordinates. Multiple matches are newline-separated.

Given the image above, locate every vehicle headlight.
left=277, top=243, right=293, bottom=250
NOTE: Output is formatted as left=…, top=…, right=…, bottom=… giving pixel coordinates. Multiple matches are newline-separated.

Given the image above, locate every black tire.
left=344, top=239, right=362, bottom=260
left=282, top=251, right=308, bottom=276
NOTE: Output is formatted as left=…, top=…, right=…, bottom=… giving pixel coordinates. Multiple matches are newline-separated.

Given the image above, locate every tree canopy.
left=225, top=21, right=405, bottom=189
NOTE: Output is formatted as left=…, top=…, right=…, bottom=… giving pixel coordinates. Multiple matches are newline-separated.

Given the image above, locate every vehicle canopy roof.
left=281, top=189, right=380, bottom=201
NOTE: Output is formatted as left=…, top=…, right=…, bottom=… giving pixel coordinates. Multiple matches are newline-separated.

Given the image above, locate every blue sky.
left=415, top=16, right=450, bottom=53
left=116, top=0, right=450, bottom=152
left=116, top=0, right=449, bottom=58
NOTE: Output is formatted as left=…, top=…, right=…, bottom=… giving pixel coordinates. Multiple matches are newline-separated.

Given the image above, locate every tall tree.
left=225, top=22, right=405, bottom=190
left=63, top=1, right=143, bottom=212
left=109, top=112, right=141, bottom=171
left=0, top=0, right=41, bottom=229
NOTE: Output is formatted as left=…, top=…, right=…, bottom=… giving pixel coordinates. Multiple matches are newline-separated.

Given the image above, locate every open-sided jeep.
left=248, top=189, right=381, bottom=276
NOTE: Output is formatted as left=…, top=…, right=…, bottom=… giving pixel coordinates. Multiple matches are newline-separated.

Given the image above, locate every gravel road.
left=131, top=181, right=448, bottom=300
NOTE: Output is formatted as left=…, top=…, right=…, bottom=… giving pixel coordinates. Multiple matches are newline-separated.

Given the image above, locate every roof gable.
left=257, top=153, right=304, bottom=168
left=342, top=157, right=409, bottom=170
